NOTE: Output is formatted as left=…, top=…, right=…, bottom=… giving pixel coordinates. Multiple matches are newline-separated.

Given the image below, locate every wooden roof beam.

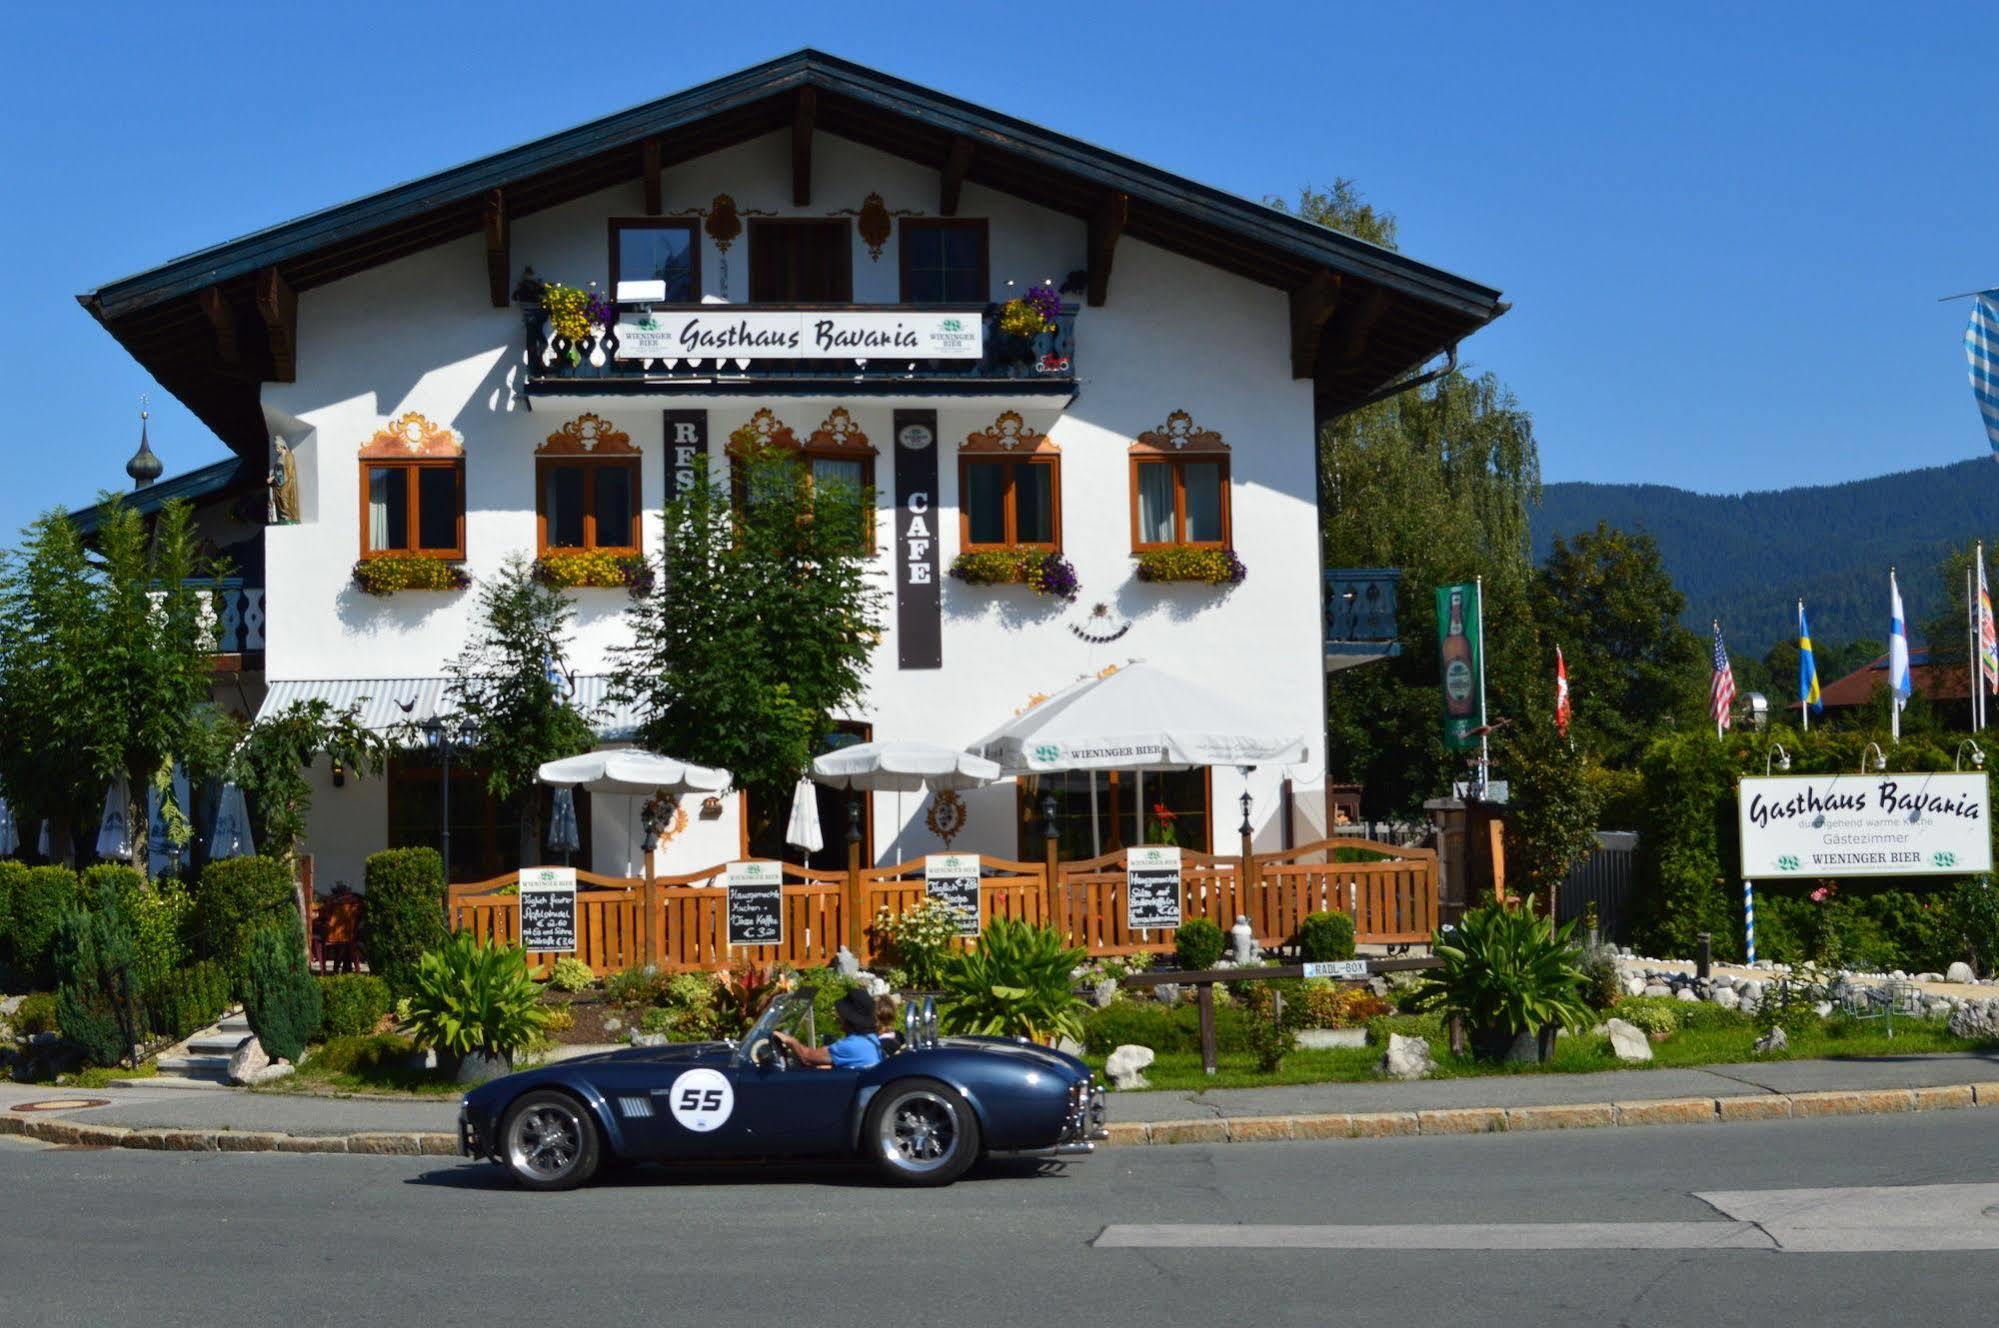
left=196, top=287, right=243, bottom=373
left=641, top=137, right=663, bottom=214
left=1086, top=191, right=1128, bottom=307
left=1337, top=287, right=1391, bottom=362
left=254, top=267, right=297, bottom=383
left=484, top=189, right=510, bottom=308
left=940, top=135, right=975, bottom=216
left=791, top=87, right=817, bottom=206
left=1289, top=268, right=1341, bottom=379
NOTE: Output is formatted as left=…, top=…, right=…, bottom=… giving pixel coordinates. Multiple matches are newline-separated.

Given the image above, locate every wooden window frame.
left=897, top=218, right=990, bottom=304
left=959, top=455, right=1062, bottom=554
left=747, top=217, right=854, bottom=303
left=356, top=458, right=466, bottom=560
left=1013, top=768, right=1212, bottom=858
left=800, top=447, right=878, bottom=555
left=1129, top=455, right=1232, bottom=552
left=535, top=455, right=643, bottom=557
left=607, top=217, right=701, bottom=303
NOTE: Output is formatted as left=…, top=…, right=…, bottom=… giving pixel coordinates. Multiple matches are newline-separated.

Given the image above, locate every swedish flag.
left=1798, top=600, right=1823, bottom=714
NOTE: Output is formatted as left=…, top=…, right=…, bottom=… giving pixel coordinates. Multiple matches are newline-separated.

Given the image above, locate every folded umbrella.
left=96, top=776, right=133, bottom=860
left=784, top=778, right=824, bottom=855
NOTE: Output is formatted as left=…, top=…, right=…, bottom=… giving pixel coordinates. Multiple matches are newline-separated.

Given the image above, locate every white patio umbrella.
left=784, top=778, right=824, bottom=856
left=546, top=787, right=582, bottom=858
left=211, top=782, right=257, bottom=861
left=96, top=776, right=133, bottom=861
left=537, top=750, right=732, bottom=874
left=810, top=741, right=1003, bottom=860
left=0, top=798, right=16, bottom=858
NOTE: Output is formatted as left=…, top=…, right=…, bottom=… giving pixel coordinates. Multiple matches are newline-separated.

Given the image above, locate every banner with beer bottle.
left=1435, top=581, right=1484, bottom=751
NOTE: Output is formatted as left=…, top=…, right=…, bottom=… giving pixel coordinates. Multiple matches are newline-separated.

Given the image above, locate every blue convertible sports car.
left=459, top=988, right=1108, bottom=1189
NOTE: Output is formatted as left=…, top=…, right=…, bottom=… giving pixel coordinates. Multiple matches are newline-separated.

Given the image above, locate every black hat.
left=835, top=988, right=877, bottom=1034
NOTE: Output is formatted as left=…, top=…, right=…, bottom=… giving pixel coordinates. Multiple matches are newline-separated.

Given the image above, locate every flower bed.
left=1135, top=546, right=1246, bottom=586
left=351, top=556, right=470, bottom=596
left=948, top=549, right=1080, bottom=601
left=531, top=550, right=654, bottom=595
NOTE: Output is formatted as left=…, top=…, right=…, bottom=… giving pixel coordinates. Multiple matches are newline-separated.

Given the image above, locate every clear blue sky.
left=3, top=0, right=1994, bottom=542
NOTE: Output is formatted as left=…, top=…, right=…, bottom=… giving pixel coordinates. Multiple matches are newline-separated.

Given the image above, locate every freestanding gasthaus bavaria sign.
left=1737, top=773, right=1992, bottom=878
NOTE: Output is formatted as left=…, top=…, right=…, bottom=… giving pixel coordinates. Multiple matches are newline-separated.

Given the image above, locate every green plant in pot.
left=1406, top=897, right=1592, bottom=1062
left=936, top=916, right=1087, bottom=1046
left=405, top=932, right=551, bottom=1084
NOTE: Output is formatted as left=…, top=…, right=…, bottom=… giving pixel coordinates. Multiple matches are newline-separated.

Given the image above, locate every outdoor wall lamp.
left=1862, top=741, right=1888, bottom=773
left=331, top=759, right=345, bottom=788
left=1957, top=740, right=1986, bottom=772
left=1765, top=744, right=1791, bottom=775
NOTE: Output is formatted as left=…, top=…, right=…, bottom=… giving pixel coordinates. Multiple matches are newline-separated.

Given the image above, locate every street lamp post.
left=423, top=716, right=474, bottom=879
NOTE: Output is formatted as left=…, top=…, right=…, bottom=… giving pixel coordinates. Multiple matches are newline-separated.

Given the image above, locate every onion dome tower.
left=126, top=401, right=163, bottom=489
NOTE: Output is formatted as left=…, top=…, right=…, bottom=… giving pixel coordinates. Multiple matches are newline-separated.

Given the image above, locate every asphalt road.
left=4, top=1112, right=1998, bottom=1327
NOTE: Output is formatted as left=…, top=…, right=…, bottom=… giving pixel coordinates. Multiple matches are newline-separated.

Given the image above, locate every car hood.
left=936, top=1036, right=1089, bottom=1080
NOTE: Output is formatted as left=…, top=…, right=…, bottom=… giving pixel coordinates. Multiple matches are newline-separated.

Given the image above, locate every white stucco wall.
left=263, top=131, right=1325, bottom=876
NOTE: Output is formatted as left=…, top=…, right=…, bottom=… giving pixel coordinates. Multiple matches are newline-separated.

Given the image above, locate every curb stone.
left=2, top=1080, right=1994, bottom=1157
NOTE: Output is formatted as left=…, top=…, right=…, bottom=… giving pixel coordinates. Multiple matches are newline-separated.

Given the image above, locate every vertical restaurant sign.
left=894, top=409, right=942, bottom=669
left=725, top=860, right=784, bottom=946
left=519, top=866, right=578, bottom=954
left=1435, top=581, right=1485, bottom=752
left=924, top=853, right=982, bottom=937
left=661, top=409, right=705, bottom=503
left=1125, top=845, right=1183, bottom=931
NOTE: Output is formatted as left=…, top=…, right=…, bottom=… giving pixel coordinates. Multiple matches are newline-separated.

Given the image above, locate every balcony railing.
left=1325, top=567, right=1401, bottom=672
left=207, top=579, right=265, bottom=656
left=520, top=302, right=1076, bottom=395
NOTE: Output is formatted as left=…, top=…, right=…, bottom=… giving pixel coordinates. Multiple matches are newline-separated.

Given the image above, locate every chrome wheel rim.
left=508, top=1104, right=582, bottom=1180
left=880, top=1091, right=958, bottom=1173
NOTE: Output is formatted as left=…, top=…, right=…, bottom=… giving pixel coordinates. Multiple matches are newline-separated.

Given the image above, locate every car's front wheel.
left=501, top=1090, right=601, bottom=1192
left=864, top=1078, right=980, bottom=1187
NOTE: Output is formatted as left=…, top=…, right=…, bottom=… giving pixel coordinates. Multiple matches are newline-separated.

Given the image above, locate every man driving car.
left=775, top=988, right=883, bottom=1069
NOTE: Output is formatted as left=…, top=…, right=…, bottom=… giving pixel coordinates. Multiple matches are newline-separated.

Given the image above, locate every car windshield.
left=735, top=988, right=819, bottom=1064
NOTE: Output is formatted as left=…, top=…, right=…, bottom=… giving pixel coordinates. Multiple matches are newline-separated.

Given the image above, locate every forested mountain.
left=1533, top=458, right=1999, bottom=659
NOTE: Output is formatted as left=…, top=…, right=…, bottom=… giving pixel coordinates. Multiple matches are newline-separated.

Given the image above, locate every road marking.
left=1097, top=1183, right=1999, bottom=1253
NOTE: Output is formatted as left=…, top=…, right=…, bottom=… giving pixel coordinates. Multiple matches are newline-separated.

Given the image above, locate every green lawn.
left=253, top=1035, right=464, bottom=1099
left=57, top=1062, right=159, bottom=1090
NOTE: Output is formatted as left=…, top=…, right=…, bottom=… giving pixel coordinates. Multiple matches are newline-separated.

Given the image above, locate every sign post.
left=725, top=860, right=784, bottom=947
left=519, top=866, right=578, bottom=955
left=1125, top=845, right=1183, bottom=933
left=924, top=853, right=981, bottom=937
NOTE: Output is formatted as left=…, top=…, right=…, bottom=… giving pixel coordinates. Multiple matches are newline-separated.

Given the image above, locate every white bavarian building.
left=76, top=51, right=1502, bottom=891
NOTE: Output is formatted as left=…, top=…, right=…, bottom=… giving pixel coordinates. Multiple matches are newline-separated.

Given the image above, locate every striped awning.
left=255, top=676, right=642, bottom=741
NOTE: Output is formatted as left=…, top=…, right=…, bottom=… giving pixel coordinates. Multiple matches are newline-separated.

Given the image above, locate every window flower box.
left=351, top=556, right=471, bottom=596
left=1134, top=546, right=1246, bottom=587
left=949, top=549, right=1080, bottom=601
left=532, top=550, right=655, bottom=596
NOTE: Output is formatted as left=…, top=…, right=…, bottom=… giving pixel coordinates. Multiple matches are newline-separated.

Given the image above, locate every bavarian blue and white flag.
left=1967, top=292, right=1999, bottom=457
left=1888, top=569, right=1913, bottom=709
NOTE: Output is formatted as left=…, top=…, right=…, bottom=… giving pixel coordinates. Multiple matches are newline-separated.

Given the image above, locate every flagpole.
left=1891, top=567, right=1903, bottom=744
left=1970, top=563, right=1979, bottom=734
left=1799, top=599, right=1809, bottom=735
left=1979, top=542, right=1990, bottom=733
left=1474, top=575, right=1489, bottom=798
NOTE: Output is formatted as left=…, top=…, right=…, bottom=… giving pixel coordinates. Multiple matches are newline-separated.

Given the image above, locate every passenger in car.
left=777, top=988, right=883, bottom=1069
left=875, top=994, right=901, bottom=1053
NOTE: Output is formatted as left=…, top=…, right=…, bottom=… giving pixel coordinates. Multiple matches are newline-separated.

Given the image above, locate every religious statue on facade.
left=268, top=437, right=300, bottom=525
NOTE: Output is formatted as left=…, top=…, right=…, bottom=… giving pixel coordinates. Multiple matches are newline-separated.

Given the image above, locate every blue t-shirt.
left=827, top=1032, right=882, bottom=1069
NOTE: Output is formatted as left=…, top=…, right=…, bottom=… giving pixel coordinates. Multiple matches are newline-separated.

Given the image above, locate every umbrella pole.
left=1088, top=773, right=1100, bottom=858
left=1135, top=769, right=1143, bottom=848
left=845, top=791, right=866, bottom=962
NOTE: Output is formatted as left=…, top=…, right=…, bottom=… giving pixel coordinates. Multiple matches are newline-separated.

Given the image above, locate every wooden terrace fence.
left=446, top=836, right=1438, bottom=976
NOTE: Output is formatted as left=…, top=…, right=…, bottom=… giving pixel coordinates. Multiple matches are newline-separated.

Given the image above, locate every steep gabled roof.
left=78, top=49, right=1505, bottom=458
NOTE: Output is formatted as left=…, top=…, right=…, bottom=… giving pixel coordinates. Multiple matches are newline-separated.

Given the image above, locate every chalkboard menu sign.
left=519, top=867, right=578, bottom=953
left=726, top=860, right=784, bottom=947
left=1125, top=846, right=1182, bottom=931
left=924, top=853, right=981, bottom=937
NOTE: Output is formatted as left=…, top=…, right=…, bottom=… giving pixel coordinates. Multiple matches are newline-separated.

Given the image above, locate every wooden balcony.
left=519, top=302, right=1077, bottom=400
left=1325, top=567, right=1401, bottom=673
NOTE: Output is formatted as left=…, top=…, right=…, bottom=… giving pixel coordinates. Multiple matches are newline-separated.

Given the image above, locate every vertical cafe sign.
left=1435, top=581, right=1484, bottom=751
left=894, top=410, right=942, bottom=669
left=661, top=409, right=705, bottom=502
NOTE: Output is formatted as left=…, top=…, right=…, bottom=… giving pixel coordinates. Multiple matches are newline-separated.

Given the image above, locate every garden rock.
left=1738, top=980, right=1764, bottom=1008
left=0, top=995, right=22, bottom=1017
left=834, top=946, right=861, bottom=979
left=226, top=1037, right=272, bottom=1086
left=1381, top=1033, right=1435, bottom=1081
left=1105, top=1044, right=1155, bottom=1090
left=1622, top=975, right=1647, bottom=997
left=1674, top=987, right=1698, bottom=1002
left=1813, top=1001, right=1834, bottom=1017
left=1294, top=1028, right=1367, bottom=1051
left=1754, top=1026, right=1789, bottom=1054
left=1948, top=961, right=1977, bottom=984
left=1604, top=1018, right=1652, bottom=1063
left=1710, top=988, right=1740, bottom=1011
left=1643, top=984, right=1672, bottom=998
left=1092, top=979, right=1121, bottom=1009
left=1055, top=1036, right=1085, bottom=1059
left=628, top=1031, right=670, bottom=1048
left=1155, top=983, right=1182, bottom=1006
left=1948, top=998, right=1999, bottom=1041
left=246, top=1061, right=294, bottom=1086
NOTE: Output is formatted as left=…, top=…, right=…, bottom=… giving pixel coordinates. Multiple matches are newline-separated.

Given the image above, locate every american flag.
left=1710, top=620, right=1736, bottom=734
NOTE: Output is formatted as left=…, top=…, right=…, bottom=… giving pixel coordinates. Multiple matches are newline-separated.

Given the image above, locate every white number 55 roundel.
left=665, top=1068, right=734, bottom=1132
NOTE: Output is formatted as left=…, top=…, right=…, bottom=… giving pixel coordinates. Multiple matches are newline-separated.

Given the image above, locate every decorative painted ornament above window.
left=827, top=192, right=920, bottom=260
left=808, top=407, right=873, bottom=450
left=539, top=413, right=638, bottom=456
left=727, top=407, right=798, bottom=454
left=963, top=410, right=1057, bottom=454
left=1132, top=411, right=1227, bottom=454
left=360, top=412, right=461, bottom=458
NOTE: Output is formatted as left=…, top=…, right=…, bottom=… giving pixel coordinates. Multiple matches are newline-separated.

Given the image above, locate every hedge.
left=1082, top=999, right=1250, bottom=1056
left=144, top=959, right=233, bottom=1043
left=0, top=859, right=26, bottom=975
left=363, top=848, right=448, bottom=996
left=192, top=856, right=296, bottom=981
left=12, top=866, right=83, bottom=990
left=317, top=973, right=393, bottom=1040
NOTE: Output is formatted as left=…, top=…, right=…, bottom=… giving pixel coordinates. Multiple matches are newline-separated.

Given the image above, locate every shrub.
left=405, top=932, right=549, bottom=1059
left=317, top=973, right=393, bottom=1040
left=90, top=867, right=192, bottom=991
left=1081, top=998, right=1251, bottom=1055
left=14, top=990, right=59, bottom=1036
left=641, top=972, right=720, bottom=1041
left=143, top=960, right=233, bottom=1043
left=546, top=956, right=596, bottom=992
left=1580, top=943, right=1623, bottom=1011
left=1240, top=983, right=1310, bottom=1072
left=1672, top=1000, right=1752, bottom=1033
left=0, top=858, right=25, bottom=973
left=362, top=848, right=447, bottom=997
left=53, top=881, right=142, bottom=1067
left=1954, top=876, right=1999, bottom=976
left=1173, top=918, right=1226, bottom=972
left=243, top=918, right=322, bottom=1063
left=1613, top=996, right=1679, bottom=1037
left=307, top=1033, right=415, bottom=1077
left=1293, top=910, right=1357, bottom=963
left=1296, top=980, right=1391, bottom=1029
left=1365, top=1010, right=1445, bottom=1047
left=604, top=964, right=670, bottom=1012
left=12, top=866, right=81, bottom=989
left=1406, top=898, right=1593, bottom=1056
left=872, top=899, right=962, bottom=990
left=192, top=856, right=295, bottom=979
left=937, top=916, right=1087, bottom=1045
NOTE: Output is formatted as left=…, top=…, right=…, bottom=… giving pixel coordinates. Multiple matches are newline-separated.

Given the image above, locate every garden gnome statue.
left=269, top=436, right=300, bottom=525
left=1229, top=915, right=1257, bottom=966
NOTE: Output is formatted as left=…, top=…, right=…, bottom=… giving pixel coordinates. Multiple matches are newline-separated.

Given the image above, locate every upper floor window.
left=961, top=411, right=1060, bottom=551
left=726, top=407, right=876, bottom=552
left=899, top=219, right=988, bottom=303
left=1130, top=411, right=1231, bottom=550
left=609, top=219, right=699, bottom=302
left=749, top=219, right=852, bottom=303
left=359, top=412, right=465, bottom=559
left=537, top=414, right=641, bottom=555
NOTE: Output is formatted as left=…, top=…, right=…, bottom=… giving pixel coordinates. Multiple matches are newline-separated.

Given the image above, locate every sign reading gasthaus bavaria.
left=614, top=310, right=983, bottom=361
left=1737, top=773, right=1991, bottom=879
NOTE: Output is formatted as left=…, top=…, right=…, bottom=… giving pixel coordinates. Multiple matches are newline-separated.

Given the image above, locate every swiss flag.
left=1555, top=647, right=1571, bottom=738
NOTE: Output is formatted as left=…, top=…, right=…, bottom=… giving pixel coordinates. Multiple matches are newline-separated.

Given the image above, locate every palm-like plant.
left=937, top=916, right=1087, bottom=1046
left=1407, top=898, right=1593, bottom=1056
left=406, top=932, right=550, bottom=1059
